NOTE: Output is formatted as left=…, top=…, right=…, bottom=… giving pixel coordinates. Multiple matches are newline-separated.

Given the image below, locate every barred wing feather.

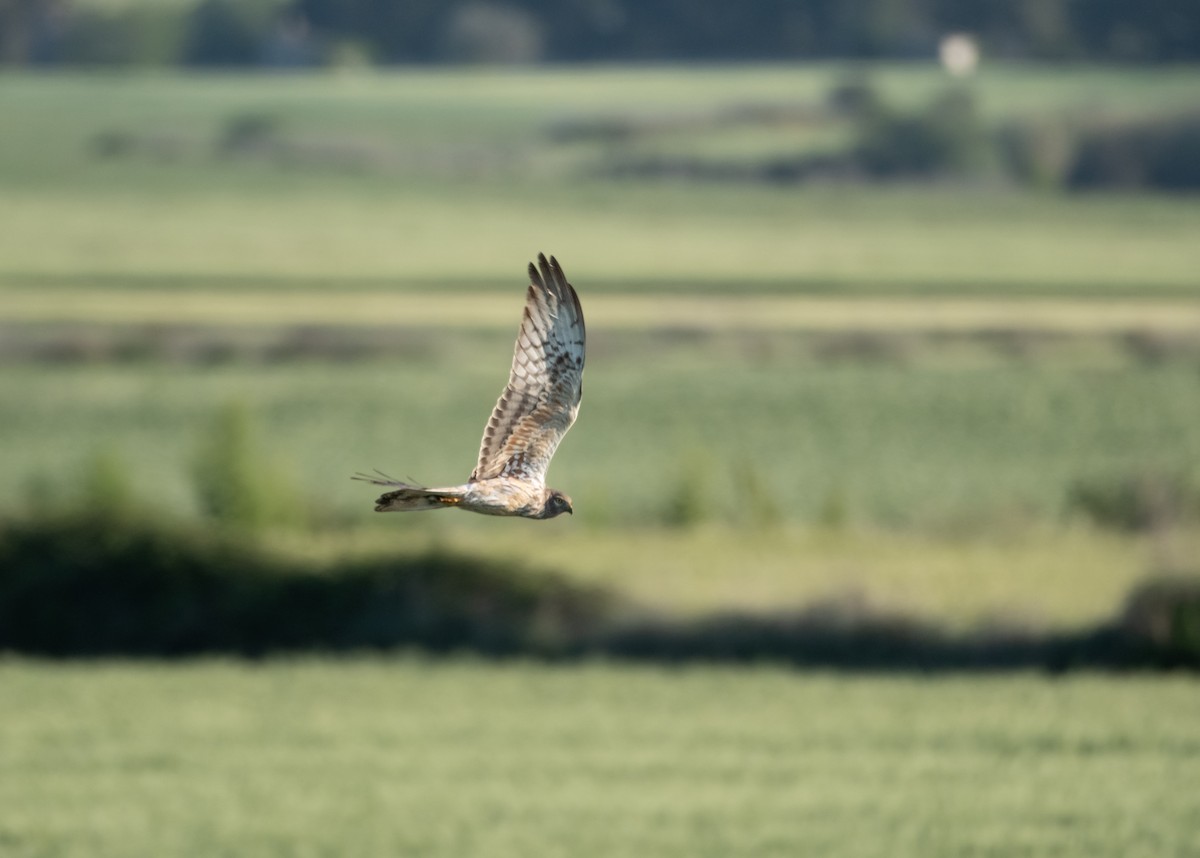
left=470, top=254, right=586, bottom=485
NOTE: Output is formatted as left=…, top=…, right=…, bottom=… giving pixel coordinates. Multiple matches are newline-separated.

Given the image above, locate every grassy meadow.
left=2, top=65, right=1200, bottom=854
left=5, top=354, right=1200, bottom=628
left=2, top=65, right=1200, bottom=628
left=2, top=658, right=1198, bottom=858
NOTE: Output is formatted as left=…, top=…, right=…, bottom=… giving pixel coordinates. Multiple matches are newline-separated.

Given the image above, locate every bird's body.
left=361, top=478, right=565, bottom=519
left=355, top=254, right=585, bottom=520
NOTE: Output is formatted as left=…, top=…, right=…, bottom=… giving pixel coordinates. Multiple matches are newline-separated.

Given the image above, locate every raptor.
left=355, top=254, right=585, bottom=520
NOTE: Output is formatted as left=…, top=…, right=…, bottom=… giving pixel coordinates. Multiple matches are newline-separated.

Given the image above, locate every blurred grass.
left=1, top=658, right=1197, bottom=857
left=6, top=356, right=1199, bottom=528
left=2, top=65, right=1200, bottom=634
left=315, top=523, right=1173, bottom=632
left=4, top=65, right=1200, bottom=184
left=2, top=183, right=1199, bottom=293
left=5, top=352, right=1199, bottom=630
left=7, top=289, right=1200, bottom=330
left=2, top=69, right=1199, bottom=293
left=2, top=68, right=1199, bottom=849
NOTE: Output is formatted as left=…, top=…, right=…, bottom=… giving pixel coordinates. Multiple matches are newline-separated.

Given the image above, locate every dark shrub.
left=190, top=402, right=305, bottom=532
left=183, top=0, right=278, bottom=66
left=216, top=112, right=283, bottom=156
left=1121, top=577, right=1200, bottom=665
left=660, top=450, right=715, bottom=528
left=61, top=5, right=188, bottom=66
left=90, top=130, right=137, bottom=159
left=1068, top=114, right=1200, bottom=191
left=1067, top=472, right=1199, bottom=532
left=826, top=77, right=884, bottom=119
left=0, top=512, right=613, bottom=656
left=853, top=88, right=990, bottom=179
left=996, top=117, right=1075, bottom=188
left=0, top=512, right=261, bottom=654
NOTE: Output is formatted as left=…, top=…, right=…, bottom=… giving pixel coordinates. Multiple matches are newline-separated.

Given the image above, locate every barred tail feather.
left=373, top=486, right=464, bottom=513
left=351, top=473, right=464, bottom=513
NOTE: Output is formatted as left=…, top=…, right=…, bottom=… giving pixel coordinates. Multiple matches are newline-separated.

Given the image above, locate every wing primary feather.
left=544, top=254, right=584, bottom=340
left=528, top=261, right=544, bottom=291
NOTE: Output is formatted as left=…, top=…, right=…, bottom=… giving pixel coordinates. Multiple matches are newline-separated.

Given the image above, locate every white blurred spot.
left=939, top=33, right=980, bottom=76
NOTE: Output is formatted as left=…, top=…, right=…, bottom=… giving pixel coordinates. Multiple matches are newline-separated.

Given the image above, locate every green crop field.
left=6, top=351, right=1200, bottom=629
left=3, top=181, right=1199, bottom=295
left=8, top=354, right=1200, bottom=524
left=1, top=658, right=1198, bottom=858
left=3, top=64, right=1200, bottom=857
left=2, top=68, right=1200, bottom=295
left=13, top=362, right=1200, bottom=546
left=2, top=66, right=1200, bottom=633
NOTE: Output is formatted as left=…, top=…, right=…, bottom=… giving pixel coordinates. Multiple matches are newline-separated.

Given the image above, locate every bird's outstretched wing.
left=471, top=253, right=585, bottom=485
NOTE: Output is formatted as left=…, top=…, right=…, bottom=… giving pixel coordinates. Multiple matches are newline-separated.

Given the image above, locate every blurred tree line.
left=2, top=0, right=1199, bottom=67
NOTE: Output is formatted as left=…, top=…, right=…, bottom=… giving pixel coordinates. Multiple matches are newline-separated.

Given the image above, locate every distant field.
left=3, top=70, right=1198, bottom=858
left=2, top=184, right=1199, bottom=296
left=320, top=522, right=1171, bottom=630
left=2, top=659, right=1197, bottom=858
left=7, top=288, right=1200, bottom=331
left=1, top=69, right=1199, bottom=296
left=5, top=352, right=1199, bottom=629
left=7, top=355, right=1200, bottom=528
left=3, top=66, right=1199, bottom=631
left=3, top=65, right=1199, bottom=184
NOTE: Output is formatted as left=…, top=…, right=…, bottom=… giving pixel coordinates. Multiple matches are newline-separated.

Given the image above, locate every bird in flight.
left=355, top=254, right=585, bottom=520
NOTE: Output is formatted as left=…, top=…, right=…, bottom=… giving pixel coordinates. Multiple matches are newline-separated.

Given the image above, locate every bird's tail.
left=352, top=473, right=465, bottom=513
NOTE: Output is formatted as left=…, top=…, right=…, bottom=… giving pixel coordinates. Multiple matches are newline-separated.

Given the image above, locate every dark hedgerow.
left=0, top=512, right=1196, bottom=670
left=1120, top=577, right=1200, bottom=667
left=1067, top=471, right=1200, bottom=532
left=0, top=511, right=613, bottom=657
left=1068, top=114, right=1200, bottom=191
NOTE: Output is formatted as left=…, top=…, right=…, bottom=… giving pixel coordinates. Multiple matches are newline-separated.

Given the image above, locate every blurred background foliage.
left=3, top=5, right=1200, bottom=855
left=1, top=60, right=1199, bottom=665
left=4, top=0, right=1200, bottom=67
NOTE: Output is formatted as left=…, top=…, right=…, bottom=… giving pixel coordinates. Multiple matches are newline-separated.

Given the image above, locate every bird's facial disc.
left=548, top=491, right=573, bottom=517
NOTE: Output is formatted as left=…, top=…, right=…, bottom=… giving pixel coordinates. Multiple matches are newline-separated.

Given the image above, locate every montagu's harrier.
left=355, top=254, right=585, bottom=520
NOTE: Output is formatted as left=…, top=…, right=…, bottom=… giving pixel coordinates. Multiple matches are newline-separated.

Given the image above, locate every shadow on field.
left=1, top=513, right=1197, bottom=670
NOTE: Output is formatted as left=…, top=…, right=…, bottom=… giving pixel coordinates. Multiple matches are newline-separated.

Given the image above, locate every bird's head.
left=540, top=489, right=574, bottom=519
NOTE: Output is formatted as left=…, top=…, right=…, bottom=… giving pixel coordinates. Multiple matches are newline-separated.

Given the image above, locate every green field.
left=2, top=658, right=1197, bottom=857
left=2, top=68, right=1200, bottom=294
left=3, top=65, right=1200, bottom=857
left=9, top=354, right=1200, bottom=522
left=5, top=354, right=1200, bottom=629
left=3, top=182, right=1200, bottom=295
left=3, top=66, right=1200, bottom=633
